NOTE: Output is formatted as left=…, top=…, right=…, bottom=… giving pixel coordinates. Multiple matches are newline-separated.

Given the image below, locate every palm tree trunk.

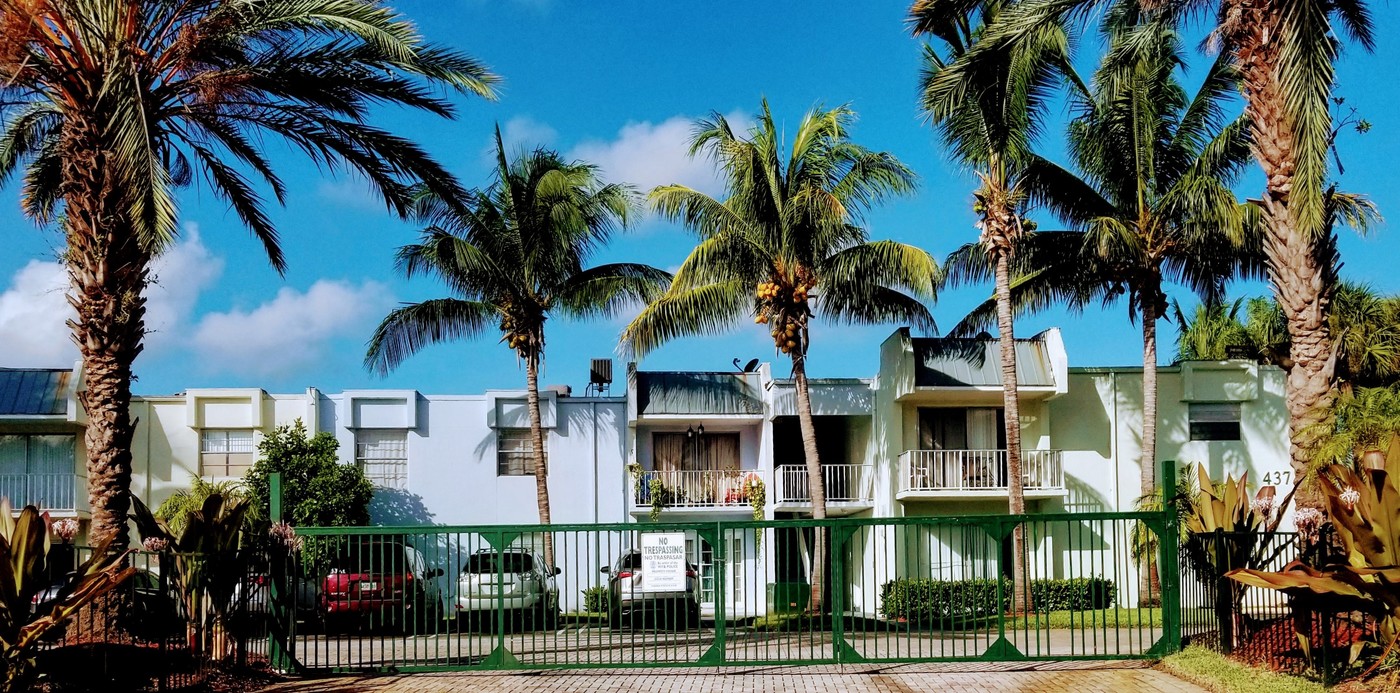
left=63, top=133, right=148, bottom=553
left=1232, top=3, right=1334, bottom=508
left=525, top=354, right=554, bottom=566
left=791, top=357, right=828, bottom=615
left=1140, top=293, right=1161, bottom=606
left=994, top=249, right=1031, bottom=615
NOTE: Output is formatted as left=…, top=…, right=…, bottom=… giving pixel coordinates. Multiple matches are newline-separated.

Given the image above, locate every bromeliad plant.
left=1229, top=465, right=1400, bottom=676
left=0, top=501, right=133, bottom=693
left=131, top=494, right=251, bottom=658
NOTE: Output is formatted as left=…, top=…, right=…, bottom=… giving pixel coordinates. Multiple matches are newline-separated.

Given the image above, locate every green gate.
left=266, top=463, right=1181, bottom=673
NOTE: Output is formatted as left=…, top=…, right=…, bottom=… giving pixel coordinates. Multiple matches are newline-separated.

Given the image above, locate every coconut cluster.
left=500, top=314, right=535, bottom=353
left=753, top=278, right=812, bottom=355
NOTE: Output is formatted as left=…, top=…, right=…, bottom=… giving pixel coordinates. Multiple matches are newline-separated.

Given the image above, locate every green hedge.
left=582, top=586, right=610, bottom=613
left=879, top=576, right=1116, bottom=624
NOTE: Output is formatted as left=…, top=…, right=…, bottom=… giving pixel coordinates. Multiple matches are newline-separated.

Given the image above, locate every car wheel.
left=607, top=606, right=622, bottom=631
left=687, top=602, right=701, bottom=629
left=535, top=602, right=559, bottom=631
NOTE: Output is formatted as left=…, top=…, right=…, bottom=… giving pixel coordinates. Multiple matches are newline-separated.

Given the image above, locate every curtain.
left=0, top=436, right=25, bottom=476
left=28, top=436, right=73, bottom=475
left=699, top=433, right=740, bottom=471
left=652, top=433, right=686, bottom=473
left=966, top=409, right=998, bottom=449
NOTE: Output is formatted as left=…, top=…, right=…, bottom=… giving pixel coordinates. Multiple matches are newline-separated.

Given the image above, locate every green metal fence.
left=269, top=505, right=1181, bottom=672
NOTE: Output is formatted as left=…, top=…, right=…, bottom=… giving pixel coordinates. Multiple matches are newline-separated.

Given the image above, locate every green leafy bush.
left=879, top=576, right=1116, bottom=624
left=244, top=420, right=373, bottom=527
left=1034, top=577, right=1117, bottom=611
left=582, top=586, right=610, bottom=613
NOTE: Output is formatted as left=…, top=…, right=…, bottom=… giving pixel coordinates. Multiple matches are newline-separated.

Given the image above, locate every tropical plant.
left=1303, top=386, right=1400, bottom=472
left=1179, top=283, right=1399, bottom=391
left=156, top=477, right=248, bottom=534
left=245, top=421, right=373, bottom=529
left=940, top=22, right=1255, bottom=605
left=910, top=0, right=1071, bottom=614
left=912, top=0, right=1376, bottom=512
left=1181, top=463, right=1292, bottom=650
left=1229, top=465, right=1400, bottom=676
left=366, top=131, right=669, bottom=565
left=0, top=501, right=133, bottom=692
left=0, top=0, right=497, bottom=549
left=622, top=101, right=937, bottom=613
left=131, top=493, right=251, bottom=657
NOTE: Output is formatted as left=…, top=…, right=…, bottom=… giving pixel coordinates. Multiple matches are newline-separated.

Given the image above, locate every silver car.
left=602, top=549, right=701, bottom=630
left=456, top=549, right=560, bottom=628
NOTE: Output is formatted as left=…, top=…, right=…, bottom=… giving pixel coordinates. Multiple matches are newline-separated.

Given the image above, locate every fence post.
left=1159, top=458, right=1182, bottom=654
left=1213, top=529, right=1234, bottom=655
left=266, top=473, right=294, bottom=673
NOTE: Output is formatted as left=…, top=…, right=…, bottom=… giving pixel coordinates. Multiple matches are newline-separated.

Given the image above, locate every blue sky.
left=1, top=1, right=1397, bottom=396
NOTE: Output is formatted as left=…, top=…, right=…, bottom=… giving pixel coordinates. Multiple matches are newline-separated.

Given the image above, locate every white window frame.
left=200, top=429, right=256, bottom=478
left=497, top=428, right=542, bottom=476
left=356, top=429, right=408, bottom=489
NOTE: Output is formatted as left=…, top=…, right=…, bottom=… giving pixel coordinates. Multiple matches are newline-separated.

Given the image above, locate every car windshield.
left=330, top=544, right=408, bottom=574
left=465, top=553, right=533, bottom=574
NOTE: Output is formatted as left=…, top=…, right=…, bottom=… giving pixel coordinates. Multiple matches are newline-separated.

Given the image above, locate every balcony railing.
left=774, top=464, right=875, bottom=505
left=899, top=449, right=1064, bottom=494
left=0, top=473, right=84, bottom=512
left=631, top=469, right=765, bottom=510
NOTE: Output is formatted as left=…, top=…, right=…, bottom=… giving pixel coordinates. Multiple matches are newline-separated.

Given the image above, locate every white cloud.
left=190, top=280, right=393, bottom=376
left=0, top=229, right=218, bottom=367
left=499, top=115, right=558, bottom=152
left=567, top=112, right=751, bottom=196
left=315, top=174, right=386, bottom=212
left=145, top=228, right=223, bottom=351
left=0, top=259, right=72, bottom=367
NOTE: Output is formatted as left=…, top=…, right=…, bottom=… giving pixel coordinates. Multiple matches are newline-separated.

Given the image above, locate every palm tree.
left=912, top=0, right=1375, bottom=509
left=366, top=131, right=669, bottom=565
left=622, top=102, right=937, bottom=613
left=945, top=22, right=1255, bottom=605
left=910, top=0, right=1072, bottom=614
left=0, top=0, right=497, bottom=549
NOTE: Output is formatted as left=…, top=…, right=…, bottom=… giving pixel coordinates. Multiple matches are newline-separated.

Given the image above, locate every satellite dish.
left=741, top=358, right=760, bottom=373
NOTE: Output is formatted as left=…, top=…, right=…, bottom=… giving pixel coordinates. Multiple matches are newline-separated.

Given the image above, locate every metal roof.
left=912, top=338, right=1056, bottom=388
left=636, top=372, right=764, bottom=416
left=0, top=368, right=72, bottom=417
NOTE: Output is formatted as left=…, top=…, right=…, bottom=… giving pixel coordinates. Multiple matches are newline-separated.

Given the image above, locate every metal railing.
left=899, top=450, right=1064, bottom=493
left=630, top=469, right=765, bottom=510
left=774, top=464, right=874, bottom=504
left=0, top=473, right=82, bottom=511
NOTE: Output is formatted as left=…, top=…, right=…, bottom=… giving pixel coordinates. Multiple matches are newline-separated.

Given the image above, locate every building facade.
left=0, top=328, right=1291, bottom=617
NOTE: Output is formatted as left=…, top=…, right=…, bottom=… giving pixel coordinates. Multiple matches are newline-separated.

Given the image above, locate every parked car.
left=456, top=549, right=560, bottom=628
left=320, top=538, right=445, bottom=632
left=33, top=568, right=182, bottom=641
left=601, top=549, right=700, bottom=629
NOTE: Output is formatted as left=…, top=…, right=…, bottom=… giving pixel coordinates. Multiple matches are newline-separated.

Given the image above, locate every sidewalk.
left=258, top=661, right=1207, bottom=692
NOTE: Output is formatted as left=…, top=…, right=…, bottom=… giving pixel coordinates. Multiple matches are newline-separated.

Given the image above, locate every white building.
left=0, top=328, right=1291, bottom=617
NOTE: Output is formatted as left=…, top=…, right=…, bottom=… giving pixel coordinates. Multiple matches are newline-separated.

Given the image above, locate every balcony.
left=0, top=473, right=86, bottom=515
left=897, top=449, right=1066, bottom=501
left=629, top=469, right=764, bottom=515
left=774, top=464, right=875, bottom=515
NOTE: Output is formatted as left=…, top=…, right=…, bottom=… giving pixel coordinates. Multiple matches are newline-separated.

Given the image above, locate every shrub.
left=1033, top=577, right=1116, bottom=611
left=879, top=576, right=1116, bottom=624
left=582, top=586, right=610, bottom=613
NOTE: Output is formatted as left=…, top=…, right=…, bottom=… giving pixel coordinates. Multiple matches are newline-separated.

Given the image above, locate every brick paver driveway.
left=259, top=661, right=1205, bottom=692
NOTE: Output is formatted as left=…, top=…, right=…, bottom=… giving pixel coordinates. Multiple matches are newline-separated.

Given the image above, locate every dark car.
left=321, top=539, right=444, bottom=632
left=33, top=568, right=182, bottom=641
left=601, top=549, right=701, bottom=630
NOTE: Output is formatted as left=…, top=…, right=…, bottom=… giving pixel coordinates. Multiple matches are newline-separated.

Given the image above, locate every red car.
left=321, top=539, right=444, bottom=632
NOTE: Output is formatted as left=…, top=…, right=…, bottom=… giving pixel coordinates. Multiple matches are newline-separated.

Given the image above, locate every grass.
left=1006, top=607, right=1165, bottom=630
left=1159, top=645, right=1325, bottom=693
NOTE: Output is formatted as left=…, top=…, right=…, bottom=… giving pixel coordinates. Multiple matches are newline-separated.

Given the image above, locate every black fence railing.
left=1179, top=529, right=1379, bottom=683
left=35, top=544, right=273, bottom=692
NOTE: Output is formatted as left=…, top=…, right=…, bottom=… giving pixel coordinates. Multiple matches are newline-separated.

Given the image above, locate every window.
left=199, top=430, right=256, bottom=477
left=1189, top=403, right=1242, bottom=441
left=356, top=430, right=408, bottom=489
left=497, top=428, right=542, bottom=476
left=0, top=435, right=76, bottom=508
left=651, top=432, right=741, bottom=472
